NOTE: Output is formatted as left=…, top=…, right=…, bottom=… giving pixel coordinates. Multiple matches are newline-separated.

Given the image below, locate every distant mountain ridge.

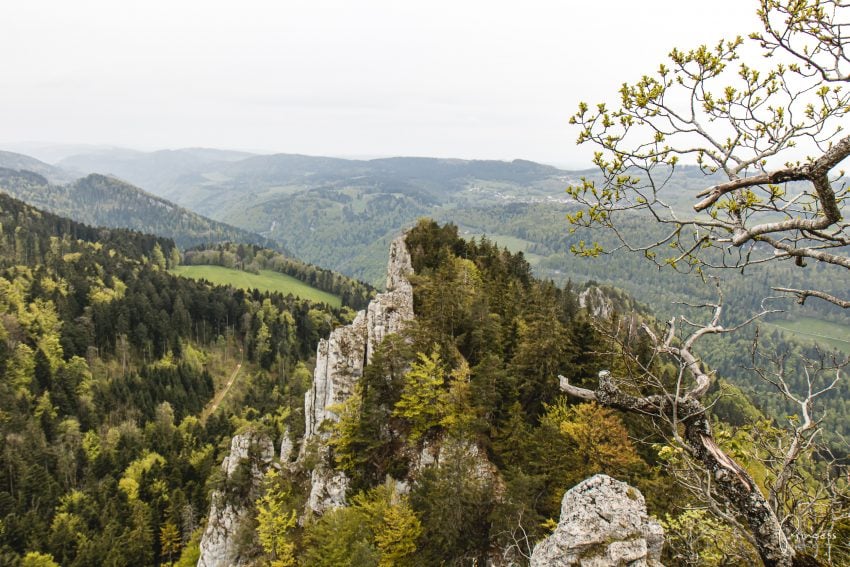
left=48, top=147, right=580, bottom=282
left=0, top=150, right=76, bottom=184
left=56, top=149, right=569, bottom=201
left=57, top=147, right=256, bottom=200
left=0, top=163, right=281, bottom=251
left=0, top=146, right=734, bottom=288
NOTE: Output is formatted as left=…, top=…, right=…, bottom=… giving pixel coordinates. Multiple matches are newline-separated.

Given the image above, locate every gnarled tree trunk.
left=561, top=371, right=822, bottom=567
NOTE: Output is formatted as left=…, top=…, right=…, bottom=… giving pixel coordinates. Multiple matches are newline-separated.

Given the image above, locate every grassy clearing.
left=171, top=265, right=341, bottom=307
left=764, top=316, right=850, bottom=354
left=460, top=229, right=531, bottom=253
left=464, top=232, right=545, bottom=266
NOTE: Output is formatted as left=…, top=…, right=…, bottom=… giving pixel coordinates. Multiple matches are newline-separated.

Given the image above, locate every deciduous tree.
left=563, top=2, right=850, bottom=565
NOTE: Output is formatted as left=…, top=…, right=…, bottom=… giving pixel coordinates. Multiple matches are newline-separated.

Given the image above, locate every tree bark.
left=559, top=372, right=822, bottom=567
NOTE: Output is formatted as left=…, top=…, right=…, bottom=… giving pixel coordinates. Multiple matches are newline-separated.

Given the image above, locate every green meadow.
left=765, top=317, right=850, bottom=355
left=171, top=265, right=342, bottom=307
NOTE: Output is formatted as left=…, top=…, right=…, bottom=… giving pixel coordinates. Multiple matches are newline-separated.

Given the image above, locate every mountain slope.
left=0, top=150, right=76, bottom=184
left=182, top=154, right=576, bottom=283
left=0, top=168, right=280, bottom=250
left=57, top=147, right=256, bottom=198
left=45, top=149, right=582, bottom=282
left=0, top=190, right=351, bottom=566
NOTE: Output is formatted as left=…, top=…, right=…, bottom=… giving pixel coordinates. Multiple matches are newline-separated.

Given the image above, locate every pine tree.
left=370, top=487, right=421, bottom=567
left=151, top=243, right=167, bottom=271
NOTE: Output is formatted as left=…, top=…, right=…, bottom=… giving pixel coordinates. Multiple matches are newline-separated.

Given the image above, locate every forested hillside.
left=51, top=149, right=576, bottom=283
left=46, top=147, right=849, bottom=334
left=0, top=151, right=75, bottom=185
left=245, top=220, right=797, bottom=566
left=447, top=202, right=850, bottom=323
left=25, top=147, right=850, bottom=450
left=0, top=193, right=359, bottom=565
left=0, top=167, right=278, bottom=251
left=0, top=202, right=843, bottom=564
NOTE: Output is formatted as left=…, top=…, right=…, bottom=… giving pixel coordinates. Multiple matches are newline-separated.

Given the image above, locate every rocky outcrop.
left=279, top=427, right=294, bottom=464
left=530, top=474, right=664, bottom=567
left=197, top=432, right=276, bottom=567
left=304, top=234, right=414, bottom=440
left=366, top=235, right=414, bottom=362
left=306, top=464, right=349, bottom=515
left=407, top=437, right=499, bottom=485
left=302, top=234, right=414, bottom=513
left=578, top=285, right=614, bottom=320
left=304, top=311, right=369, bottom=439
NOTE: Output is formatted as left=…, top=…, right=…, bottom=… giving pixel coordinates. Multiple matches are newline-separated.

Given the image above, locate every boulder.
left=530, top=474, right=664, bottom=567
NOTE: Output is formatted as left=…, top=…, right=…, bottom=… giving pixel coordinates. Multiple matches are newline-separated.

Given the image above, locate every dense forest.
left=0, top=192, right=359, bottom=566
left=250, top=220, right=807, bottom=566
left=447, top=202, right=850, bottom=325
left=0, top=199, right=844, bottom=564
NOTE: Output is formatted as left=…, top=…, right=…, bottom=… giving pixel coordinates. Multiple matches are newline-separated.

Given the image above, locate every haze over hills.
left=0, top=150, right=77, bottom=185
left=2, top=145, right=845, bottom=334
left=57, top=147, right=257, bottom=202
left=0, top=157, right=281, bottom=251
left=40, top=147, right=585, bottom=282
left=4, top=146, right=839, bottom=327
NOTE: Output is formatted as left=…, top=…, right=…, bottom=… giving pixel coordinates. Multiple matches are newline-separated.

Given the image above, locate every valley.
left=5, top=0, right=850, bottom=564
left=0, top=141, right=846, bottom=566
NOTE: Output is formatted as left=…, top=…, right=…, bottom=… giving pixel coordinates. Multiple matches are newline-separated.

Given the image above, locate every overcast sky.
left=1, top=0, right=760, bottom=167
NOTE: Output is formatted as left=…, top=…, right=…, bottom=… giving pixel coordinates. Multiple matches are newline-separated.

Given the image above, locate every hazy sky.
left=1, top=1, right=760, bottom=166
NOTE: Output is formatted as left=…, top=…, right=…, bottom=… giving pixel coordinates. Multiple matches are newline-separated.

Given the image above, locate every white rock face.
left=197, top=496, right=247, bottom=567
left=306, top=465, right=349, bottom=514
left=578, top=286, right=614, bottom=319
left=530, top=474, right=664, bottom=567
left=408, top=437, right=497, bottom=484
left=578, top=286, right=614, bottom=320
left=197, top=432, right=275, bottom=567
left=304, top=235, right=414, bottom=440
left=302, top=234, right=414, bottom=513
left=367, top=234, right=414, bottom=363
left=304, top=311, right=369, bottom=439
left=280, top=426, right=294, bottom=463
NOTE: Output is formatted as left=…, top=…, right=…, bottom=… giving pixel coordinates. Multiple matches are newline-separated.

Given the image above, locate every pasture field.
left=764, top=316, right=850, bottom=355
left=171, top=265, right=342, bottom=307
left=461, top=230, right=545, bottom=265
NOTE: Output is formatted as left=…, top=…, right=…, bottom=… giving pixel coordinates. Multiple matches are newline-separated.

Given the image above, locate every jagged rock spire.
left=302, top=233, right=415, bottom=513
left=304, top=233, right=414, bottom=440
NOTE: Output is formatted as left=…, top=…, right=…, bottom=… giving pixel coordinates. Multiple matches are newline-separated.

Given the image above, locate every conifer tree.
left=393, top=350, right=445, bottom=444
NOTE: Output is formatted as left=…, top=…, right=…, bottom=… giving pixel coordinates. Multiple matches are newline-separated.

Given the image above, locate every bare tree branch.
left=773, top=287, right=850, bottom=308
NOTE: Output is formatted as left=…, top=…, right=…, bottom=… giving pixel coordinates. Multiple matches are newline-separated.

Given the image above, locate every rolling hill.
left=0, top=150, right=76, bottom=184
left=0, top=166, right=280, bottom=251
left=53, top=148, right=583, bottom=282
